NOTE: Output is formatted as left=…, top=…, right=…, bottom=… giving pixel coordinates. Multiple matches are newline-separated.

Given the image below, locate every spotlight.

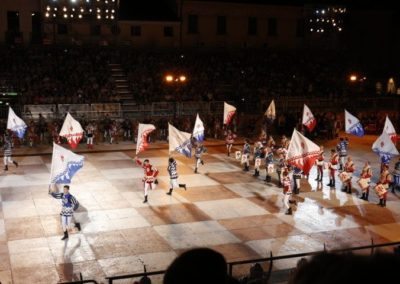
left=350, top=75, right=357, bottom=82
left=165, top=75, right=173, bottom=82
left=179, top=76, right=186, bottom=82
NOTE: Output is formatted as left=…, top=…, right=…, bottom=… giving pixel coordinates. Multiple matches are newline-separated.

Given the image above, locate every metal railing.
left=98, top=239, right=400, bottom=284
left=58, top=272, right=99, bottom=284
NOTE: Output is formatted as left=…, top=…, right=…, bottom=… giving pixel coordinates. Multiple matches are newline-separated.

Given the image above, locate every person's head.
left=245, top=139, right=249, bottom=144
left=340, top=137, right=344, bottom=141
left=331, top=148, right=336, bottom=154
left=168, top=157, right=174, bottom=164
left=63, top=185, right=70, bottom=194
left=365, top=161, right=370, bottom=166
left=347, top=156, right=352, bottom=162
left=144, top=159, right=149, bottom=165
left=163, top=248, right=228, bottom=284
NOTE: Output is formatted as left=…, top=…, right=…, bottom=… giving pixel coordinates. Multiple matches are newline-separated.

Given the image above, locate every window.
left=188, top=14, right=198, bottom=34
left=248, top=17, right=257, bottom=35
left=296, top=19, right=305, bottom=37
left=268, top=18, right=278, bottom=36
left=164, top=26, right=173, bottom=37
left=91, top=25, right=101, bottom=36
left=217, top=16, right=227, bottom=35
left=131, top=25, right=141, bottom=36
left=57, top=24, right=68, bottom=35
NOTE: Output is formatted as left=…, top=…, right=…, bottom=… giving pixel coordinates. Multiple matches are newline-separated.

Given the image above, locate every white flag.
left=136, top=123, right=156, bottom=155
left=192, top=113, right=205, bottom=142
left=7, top=107, right=27, bottom=139
left=286, top=129, right=320, bottom=174
left=50, top=143, right=84, bottom=184
left=372, top=131, right=399, bottom=164
left=223, top=102, right=236, bottom=125
left=169, top=123, right=192, bottom=158
left=345, top=110, right=364, bottom=137
left=264, top=100, right=276, bottom=121
left=302, top=104, right=316, bottom=132
left=384, top=116, right=397, bottom=144
left=59, top=113, right=84, bottom=149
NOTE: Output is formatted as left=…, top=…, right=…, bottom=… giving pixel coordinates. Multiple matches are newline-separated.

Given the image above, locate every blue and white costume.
left=50, top=192, right=79, bottom=232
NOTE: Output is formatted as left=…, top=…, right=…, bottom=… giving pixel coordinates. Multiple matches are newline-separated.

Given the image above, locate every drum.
left=357, top=178, right=369, bottom=189
left=339, top=172, right=351, bottom=182
left=255, top=158, right=262, bottom=167
left=267, top=163, right=275, bottom=173
left=241, top=154, right=248, bottom=164
left=235, top=151, right=241, bottom=160
left=375, top=184, right=387, bottom=197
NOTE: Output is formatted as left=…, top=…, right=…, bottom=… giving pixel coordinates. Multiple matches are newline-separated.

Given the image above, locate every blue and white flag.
left=192, top=113, right=205, bottom=142
left=169, top=123, right=192, bottom=158
left=372, top=131, right=399, bottom=164
left=345, top=110, right=364, bottom=137
left=50, top=143, right=84, bottom=184
left=7, top=107, right=27, bottom=139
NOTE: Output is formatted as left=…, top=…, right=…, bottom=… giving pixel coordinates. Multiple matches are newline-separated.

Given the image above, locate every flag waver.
left=223, top=102, right=236, bottom=125
left=384, top=115, right=397, bottom=144
left=286, top=129, right=321, bottom=174
left=372, top=131, right=399, bottom=164
left=192, top=113, right=205, bottom=142
left=345, top=110, right=364, bottom=137
left=50, top=143, right=84, bottom=184
left=59, top=113, right=84, bottom=149
left=302, top=104, right=316, bottom=132
left=7, top=107, right=27, bottom=139
left=264, top=100, right=276, bottom=121
left=136, top=123, right=156, bottom=155
left=169, top=123, right=192, bottom=158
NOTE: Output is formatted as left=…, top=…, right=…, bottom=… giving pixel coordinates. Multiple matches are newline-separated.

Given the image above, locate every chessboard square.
left=56, top=260, right=106, bottom=283
left=121, top=190, right=190, bottom=208
left=206, top=172, right=258, bottom=184
left=93, top=159, right=136, bottom=170
left=224, top=182, right=281, bottom=198
left=176, top=185, right=239, bottom=202
left=48, top=236, right=96, bottom=264
left=17, top=156, right=44, bottom=165
left=120, top=227, right=173, bottom=254
left=338, top=204, right=400, bottom=226
left=86, top=231, right=134, bottom=259
left=2, top=200, right=38, bottom=219
left=0, top=270, right=12, bottom=284
left=157, top=174, right=219, bottom=188
left=194, top=198, right=269, bottom=220
left=12, top=266, right=59, bottom=284
left=99, top=168, right=142, bottom=180
left=0, top=219, right=4, bottom=237
left=9, top=247, right=55, bottom=269
left=247, top=195, right=284, bottom=214
left=0, top=173, right=49, bottom=188
left=208, top=243, right=260, bottom=263
left=5, top=217, right=45, bottom=241
left=90, top=152, right=132, bottom=161
left=366, top=223, right=400, bottom=242
left=19, top=164, right=49, bottom=174
left=0, top=187, right=33, bottom=201
left=154, top=221, right=240, bottom=249
left=135, top=203, right=211, bottom=226
left=188, top=162, right=242, bottom=173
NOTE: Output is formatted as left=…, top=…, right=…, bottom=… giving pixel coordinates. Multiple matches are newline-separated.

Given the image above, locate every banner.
left=223, top=102, right=236, bottom=125
left=372, top=131, right=399, bottom=164
left=192, top=113, right=205, bottom=142
left=168, top=123, right=192, bottom=158
left=264, top=100, right=276, bottom=121
left=384, top=115, right=397, bottom=144
left=136, top=123, right=156, bottom=155
left=7, top=107, right=27, bottom=139
left=59, top=113, right=84, bottom=149
left=345, top=110, right=364, bottom=137
left=50, top=143, right=84, bottom=184
left=302, top=104, right=316, bottom=132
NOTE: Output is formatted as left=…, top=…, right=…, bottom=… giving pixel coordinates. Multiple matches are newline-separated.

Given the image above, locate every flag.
left=50, top=143, right=84, bottom=184
left=345, top=110, right=364, bottom=137
left=302, top=104, right=316, bottom=132
left=169, top=123, right=192, bottom=158
left=264, top=100, right=276, bottom=121
left=59, top=113, right=84, bottom=149
left=192, top=113, right=205, bottom=142
left=384, top=115, right=397, bottom=144
left=136, top=123, right=156, bottom=155
left=286, top=129, right=321, bottom=174
left=372, top=131, right=399, bottom=164
left=223, top=102, right=236, bottom=125
left=7, top=107, right=27, bottom=139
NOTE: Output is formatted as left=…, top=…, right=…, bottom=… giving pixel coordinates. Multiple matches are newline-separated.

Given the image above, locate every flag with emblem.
left=384, top=115, right=397, bottom=144
left=192, top=113, right=205, bottom=142
left=136, top=123, right=156, bottom=155
left=59, top=112, right=84, bottom=149
left=286, top=129, right=321, bottom=174
left=264, top=100, right=276, bottom=121
left=7, top=106, right=27, bottom=139
left=50, top=143, right=84, bottom=184
left=372, top=131, right=399, bottom=164
left=169, top=123, right=192, bottom=158
left=302, top=104, right=316, bottom=132
left=345, top=110, right=364, bottom=137
left=223, top=102, right=236, bottom=125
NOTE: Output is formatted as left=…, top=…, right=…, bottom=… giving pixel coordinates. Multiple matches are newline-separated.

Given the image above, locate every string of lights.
left=307, top=6, right=346, bottom=34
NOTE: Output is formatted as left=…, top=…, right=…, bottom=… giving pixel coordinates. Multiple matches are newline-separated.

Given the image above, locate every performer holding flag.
left=192, top=113, right=205, bottom=142
left=302, top=104, right=317, bottom=132
left=372, top=131, right=399, bottom=175
left=7, top=106, right=27, bottom=139
left=345, top=110, right=364, bottom=137
left=48, top=143, right=84, bottom=240
left=169, top=123, right=192, bottom=158
left=383, top=115, right=397, bottom=144
left=59, top=113, right=84, bottom=149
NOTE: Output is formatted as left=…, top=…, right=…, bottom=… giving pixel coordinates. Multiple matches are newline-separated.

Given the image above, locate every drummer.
left=376, top=164, right=392, bottom=207
left=341, top=156, right=355, bottom=194
left=358, top=161, right=372, bottom=201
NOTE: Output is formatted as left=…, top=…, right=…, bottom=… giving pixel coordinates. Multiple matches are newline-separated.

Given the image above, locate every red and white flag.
left=136, top=123, right=156, bottom=155
left=384, top=115, right=397, bottom=144
left=286, top=129, right=321, bottom=174
left=223, top=102, right=236, bottom=125
left=302, top=104, right=316, bottom=132
left=59, top=113, right=84, bottom=149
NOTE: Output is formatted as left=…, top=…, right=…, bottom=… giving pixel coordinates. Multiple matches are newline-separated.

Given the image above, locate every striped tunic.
left=168, top=160, right=178, bottom=179
left=3, top=143, right=12, bottom=157
left=51, top=192, right=78, bottom=216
